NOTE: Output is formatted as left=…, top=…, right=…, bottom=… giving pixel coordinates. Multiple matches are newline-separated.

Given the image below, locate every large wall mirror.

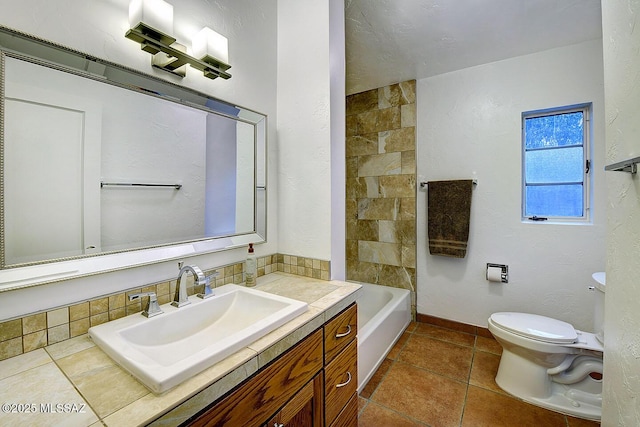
left=0, top=26, right=266, bottom=291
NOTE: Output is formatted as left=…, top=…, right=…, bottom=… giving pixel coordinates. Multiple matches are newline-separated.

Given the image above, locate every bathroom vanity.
left=188, top=303, right=358, bottom=426
left=0, top=274, right=361, bottom=426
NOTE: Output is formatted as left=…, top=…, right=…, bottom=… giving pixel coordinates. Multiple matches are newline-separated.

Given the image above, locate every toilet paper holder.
left=486, top=263, right=509, bottom=283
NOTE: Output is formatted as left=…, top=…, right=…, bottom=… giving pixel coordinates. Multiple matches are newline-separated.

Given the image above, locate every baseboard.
left=416, top=313, right=493, bottom=338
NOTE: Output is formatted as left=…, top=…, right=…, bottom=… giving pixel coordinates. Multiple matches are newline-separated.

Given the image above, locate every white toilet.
left=488, top=272, right=605, bottom=421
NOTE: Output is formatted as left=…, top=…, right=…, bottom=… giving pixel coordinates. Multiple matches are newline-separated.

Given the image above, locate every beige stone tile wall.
left=346, top=80, right=417, bottom=311
left=0, top=253, right=329, bottom=362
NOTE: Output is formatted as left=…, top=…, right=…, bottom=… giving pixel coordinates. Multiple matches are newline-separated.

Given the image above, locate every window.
left=522, top=104, right=590, bottom=222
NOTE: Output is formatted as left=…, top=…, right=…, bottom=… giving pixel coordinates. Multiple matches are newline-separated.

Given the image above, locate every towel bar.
left=101, top=182, right=182, bottom=190
left=420, top=179, right=477, bottom=189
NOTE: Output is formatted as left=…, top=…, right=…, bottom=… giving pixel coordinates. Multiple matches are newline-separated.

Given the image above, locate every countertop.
left=0, top=273, right=361, bottom=427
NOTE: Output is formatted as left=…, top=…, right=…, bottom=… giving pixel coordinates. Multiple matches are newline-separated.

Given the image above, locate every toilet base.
left=495, top=348, right=602, bottom=421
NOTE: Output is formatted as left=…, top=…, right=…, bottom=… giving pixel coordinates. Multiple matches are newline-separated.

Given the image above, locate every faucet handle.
left=197, top=271, right=219, bottom=299
left=129, top=292, right=163, bottom=318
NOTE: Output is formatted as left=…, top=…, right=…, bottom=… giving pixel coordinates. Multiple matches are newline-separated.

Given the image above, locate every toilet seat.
left=490, top=312, right=577, bottom=344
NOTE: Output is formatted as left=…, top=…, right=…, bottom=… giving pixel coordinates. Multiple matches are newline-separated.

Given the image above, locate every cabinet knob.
left=274, top=423, right=284, bottom=427
left=335, top=324, right=352, bottom=339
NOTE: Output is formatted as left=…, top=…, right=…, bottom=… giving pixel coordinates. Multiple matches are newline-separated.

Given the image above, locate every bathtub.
left=355, top=283, right=411, bottom=392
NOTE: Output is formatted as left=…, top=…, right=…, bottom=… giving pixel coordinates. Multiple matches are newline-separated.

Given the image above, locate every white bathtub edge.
left=355, top=283, right=412, bottom=393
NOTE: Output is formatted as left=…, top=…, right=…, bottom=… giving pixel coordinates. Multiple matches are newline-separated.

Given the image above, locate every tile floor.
left=357, top=321, right=601, bottom=427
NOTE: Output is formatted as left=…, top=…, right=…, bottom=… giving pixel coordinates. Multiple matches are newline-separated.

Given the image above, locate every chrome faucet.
left=172, top=263, right=205, bottom=307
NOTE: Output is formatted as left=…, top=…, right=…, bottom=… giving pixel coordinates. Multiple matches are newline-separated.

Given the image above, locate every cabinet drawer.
left=324, top=339, right=357, bottom=425
left=329, top=393, right=358, bottom=427
left=324, top=304, right=357, bottom=363
left=188, top=329, right=323, bottom=427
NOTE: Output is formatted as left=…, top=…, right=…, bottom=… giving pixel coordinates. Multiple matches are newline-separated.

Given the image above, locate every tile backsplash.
left=0, top=253, right=330, bottom=361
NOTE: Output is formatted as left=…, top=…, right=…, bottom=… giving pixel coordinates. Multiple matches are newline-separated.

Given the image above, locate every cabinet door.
left=188, top=330, right=322, bottom=427
left=267, top=373, right=323, bottom=427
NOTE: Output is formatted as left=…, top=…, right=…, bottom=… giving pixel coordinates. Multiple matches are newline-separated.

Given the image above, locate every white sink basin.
left=88, top=284, right=308, bottom=393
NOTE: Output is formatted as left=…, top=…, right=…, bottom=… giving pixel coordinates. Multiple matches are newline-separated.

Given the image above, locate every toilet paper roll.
left=487, top=266, right=503, bottom=282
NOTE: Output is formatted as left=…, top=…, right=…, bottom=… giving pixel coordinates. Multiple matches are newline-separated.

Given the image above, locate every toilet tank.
left=592, top=272, right=606, bottom=344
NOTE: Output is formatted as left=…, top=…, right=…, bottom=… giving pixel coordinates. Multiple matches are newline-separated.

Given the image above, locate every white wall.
left=0, top=0, right=279, bottom=318
left=601, top=1, right=640, bottom=424
left=329, top=0, right=346, bottom=280
left=416, top=40, right=607, bottom=331
left=276, top=0, right=344, bottom=269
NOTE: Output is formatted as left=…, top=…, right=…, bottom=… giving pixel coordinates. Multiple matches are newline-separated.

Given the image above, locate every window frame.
left=521, top=103, right=591, bottom=223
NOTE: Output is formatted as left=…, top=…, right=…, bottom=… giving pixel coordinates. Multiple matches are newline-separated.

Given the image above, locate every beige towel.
left=427, top=180, right=474, bottom=258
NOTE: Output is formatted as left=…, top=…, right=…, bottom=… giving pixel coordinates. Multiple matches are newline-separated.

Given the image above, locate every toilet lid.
left=490, top=312, right=578, bottom=344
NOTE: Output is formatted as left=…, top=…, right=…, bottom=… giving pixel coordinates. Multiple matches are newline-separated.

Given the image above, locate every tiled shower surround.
left=346, top=80, right=417, bottom=312
left=0, top=253, right=330, bottom=362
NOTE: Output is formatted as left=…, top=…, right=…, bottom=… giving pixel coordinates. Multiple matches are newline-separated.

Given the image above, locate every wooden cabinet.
left=266, top=373, right=324, bottom=427
left=323, top=304, right=358, bottom=426
left=328, top=395, right=358, bottom=427
left=185, top=304, right=357, bottom=427
left=324, top=304, right=357, bottom=363
left=188, top=330, right=323, bottom=427
left=324, top=340, right=357, bottom=425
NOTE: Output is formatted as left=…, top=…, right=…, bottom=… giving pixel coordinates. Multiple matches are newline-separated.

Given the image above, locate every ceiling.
left=345, top=0, right=603, bottom=95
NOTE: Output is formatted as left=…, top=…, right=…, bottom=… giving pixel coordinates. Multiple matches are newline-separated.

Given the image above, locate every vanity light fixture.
left=192, top=27, right=230, bottom=79
left=125, top=0, right=231, bottom=80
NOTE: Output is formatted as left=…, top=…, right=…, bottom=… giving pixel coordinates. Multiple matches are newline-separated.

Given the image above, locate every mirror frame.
left=0, top=25, right=267, bottom=292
